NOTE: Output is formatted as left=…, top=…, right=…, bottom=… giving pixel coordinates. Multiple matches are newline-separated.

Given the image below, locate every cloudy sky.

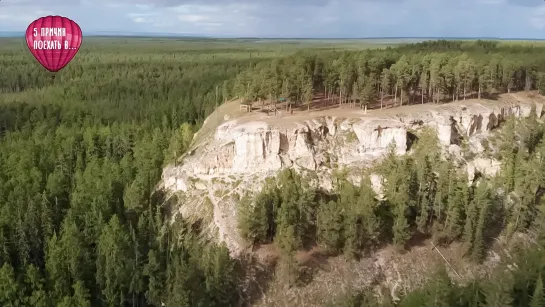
left=1, top=0, right=545, bottom=38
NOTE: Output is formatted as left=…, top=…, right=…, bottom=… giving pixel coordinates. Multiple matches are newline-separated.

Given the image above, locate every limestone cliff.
left=161, top=94, right=544, bottom=257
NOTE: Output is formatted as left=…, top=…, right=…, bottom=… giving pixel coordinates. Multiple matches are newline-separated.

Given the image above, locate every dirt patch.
left=254, top=244, right=281, bottom=266
left=192, top=98, right=248, bottom=145
left=201, top=92, right=541, bottom=138
left=252, top=237, right=513, bottom=307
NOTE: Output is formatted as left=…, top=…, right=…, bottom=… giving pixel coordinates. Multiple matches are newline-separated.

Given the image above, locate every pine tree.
left=124, top=177, right=147, bottom=212
left=482, top=270, right=514, bottom=307
left=424, top=267, right=454, bottom=307
left=0, top=227, right=10, bottom=267
left=278, top=250, right=299, bottom=288
left=72, top=281, right=92, bottom=307
left=380, top=68, right=391, bottom=109
left=463, top=195, right=479, bottom=245
left=385, top=158, right=414, bottom=248
left=39, top=192, right=53, bottom=245
left=415, top=155, right=435, bottom=233
left=443, top=175, right=468, bottom=240
left=0, top=263, right=23, bottom=306
left=358, top=177, right=380, bottom=244
left=530, top=275, right=544, bottom=307
left=45, top=233, right=71, bottom=301
left=96, top=215, right=132, bottom=306
left=398, top=290, right=427, bottom=307
left=203, top=244, right=238, bottom=306
left=59, top=216, right=90, bottom=284
left=165, top=254, right=190, bottom=307
left=393, top=204, right=410, bottom=247
left=317, top=200, right=344, bottom=252
left=459, top=280, right=484, bottom=307
left=58, top=281, right=92, bottom=307
left=471, top=183, right=491, bottom=262
left=237, top=189, right=276, bottom=244
left=128, top=224, right=144, bottom=306
left=498, top=117, right=518, bottom=192
left=433, top=161, right=453, bottom=223
left=24, top=264, right=49, bottom=307
left=144, top=249, right=164, bottom=306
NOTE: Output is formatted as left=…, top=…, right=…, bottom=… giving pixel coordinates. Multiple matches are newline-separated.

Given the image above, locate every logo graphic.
left=25, top=16, right=82, bottom=73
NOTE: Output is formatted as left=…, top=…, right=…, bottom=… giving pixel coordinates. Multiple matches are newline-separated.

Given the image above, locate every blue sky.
left=1, top=0, right=545, bottom=38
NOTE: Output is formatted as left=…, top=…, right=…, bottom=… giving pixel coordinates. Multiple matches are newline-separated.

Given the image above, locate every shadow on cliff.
left=480, top=92, right=500, bottom=101
left=406, top=130, right=419, bottom=151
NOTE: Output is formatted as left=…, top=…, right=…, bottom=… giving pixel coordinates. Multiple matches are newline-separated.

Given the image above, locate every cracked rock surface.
left=161, top=97, right=543, bottom=256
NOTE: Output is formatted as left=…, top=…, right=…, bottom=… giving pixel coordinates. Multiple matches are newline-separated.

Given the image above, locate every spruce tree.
left=423, top=267, right=454, bottom=307
left=471, top=183, right=491, bottom=262
left=24, top=264, right=49, bottom=307
left=359, top=177, right=380, bottom=245
left=317, top=200, right=344, bottom=252
left=463, top=194, right=479, bottom=245
left=482, top=271, right=514, bottom=307
left=96, top=215, right=132, bottom=306
left=393, top=204, right=411, bottom=247
left=530, top=275, right=544, bottom=307
left=443, top=175, right=467, bottom=240
left=144, top=249, right=164, bottom=306
left=165, top=254, right=190, bottom=307
left=0, top=263, right=23, bottom=306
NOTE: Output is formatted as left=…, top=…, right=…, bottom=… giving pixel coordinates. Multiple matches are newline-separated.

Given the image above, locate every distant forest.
left=0, top=39, right=545, bottom=306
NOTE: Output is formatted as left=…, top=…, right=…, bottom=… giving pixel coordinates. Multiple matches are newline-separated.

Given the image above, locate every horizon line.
left=0, top=31, right=544, bottom=40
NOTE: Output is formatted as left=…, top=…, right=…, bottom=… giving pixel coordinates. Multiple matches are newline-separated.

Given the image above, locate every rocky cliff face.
left=161, top=96, right=543, bottom=256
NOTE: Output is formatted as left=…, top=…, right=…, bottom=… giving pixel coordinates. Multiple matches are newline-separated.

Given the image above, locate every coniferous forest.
left=2, top=38, right=545, bottom=306
left=233, top=40, right=545, bottom=109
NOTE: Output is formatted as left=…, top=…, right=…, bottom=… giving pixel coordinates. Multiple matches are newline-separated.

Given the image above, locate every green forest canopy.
left=232, top=40, right=545, bottom=109
left=1, top=38, right=545, bottom=306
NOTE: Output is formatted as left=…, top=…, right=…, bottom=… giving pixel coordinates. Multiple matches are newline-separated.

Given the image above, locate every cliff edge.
left=161, top=92, right=545, bottom=257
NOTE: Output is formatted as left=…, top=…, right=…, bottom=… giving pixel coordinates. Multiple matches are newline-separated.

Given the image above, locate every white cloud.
left=172, top=4, right=220, bottom=13
left=197, top=22, right=222, bottom=27
left=128, top=12, right=158, bottom=18
left=177, top=14, right=210, bottom=22
left=0, top=0, right=543, bottom=38
left=104, top=3, right=126, bottom=8
left=132, top=17, right=148, bottom=23
left=35, top=10, right=54, bottom=15
left=0, top=9, right=53, bottom=24
left=530, top=6, right=545, bottom=29
left=478, top=0, right=505, bottom=4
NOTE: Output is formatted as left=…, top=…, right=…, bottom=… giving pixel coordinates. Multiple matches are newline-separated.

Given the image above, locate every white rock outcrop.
left=161, top=99, right=542, bottom=256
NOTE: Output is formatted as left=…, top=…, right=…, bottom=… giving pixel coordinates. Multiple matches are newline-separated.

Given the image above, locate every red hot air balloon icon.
left=25, top=16, right=82, bottom=73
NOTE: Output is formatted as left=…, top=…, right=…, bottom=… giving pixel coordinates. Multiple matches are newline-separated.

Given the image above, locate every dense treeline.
left=0, top=39, right=264, bottom=306
left=330, top=241, right=545, bottom=307
left=0, top=47, right=247, bottom=127
left=238, top=109, right=545, bottom=295
left=332, top=238, right=545, bottom=307
left=2, top=38, right=545, bottom=306
left=0, top=119, right=242, bottom=306
left=232, top=40, right=545, bottom=110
